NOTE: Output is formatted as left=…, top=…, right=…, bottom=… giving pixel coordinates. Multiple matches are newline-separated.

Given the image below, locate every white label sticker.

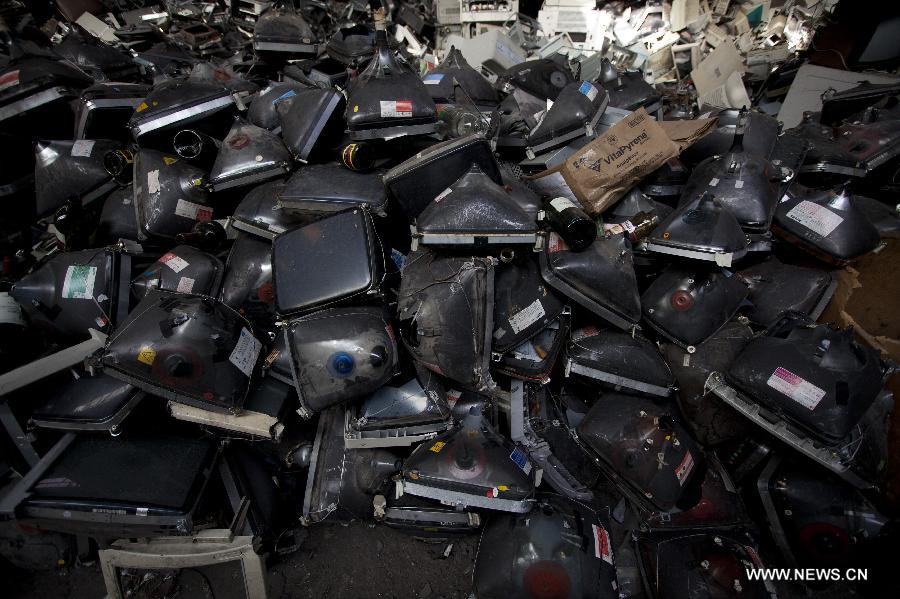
left=734, top=179, right=744, bottom=189
left=380, top=100, right=413, bottom=117
left=708, top=177, right=719, bottom=187
left=550, top=197, right=579, bottom=212
left=434, top=187, right=453, bottom=203
left=766, top=367, right=827, bottom=410
left=229, top=327, right=261, bottom=377
left=61, top=265, right=97, bottom=299
left=147, top=169, right=161, bottom=194
left=621, top=219, right=636, bottom=234
left=578, top=81, right=599, bottom=101
left=70, top=140, right=95, bottom=157
left=176, top=276, right=195, bottom=293
left=508, top=299, right=546, bottom=334
left=592, top=523, right=614, bottom=564
left=785, top=201, right=844, bottom=237
left=159, top=252, right=189, bottom=273
left=0, top=292, right=26, bottom=326
left=675, top=451, right=694, bottom=485
left=174, top=198, right=213, bottom=222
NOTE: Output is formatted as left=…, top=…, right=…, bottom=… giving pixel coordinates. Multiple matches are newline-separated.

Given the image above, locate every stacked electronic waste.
left=1, top=0, right=899, bottom=597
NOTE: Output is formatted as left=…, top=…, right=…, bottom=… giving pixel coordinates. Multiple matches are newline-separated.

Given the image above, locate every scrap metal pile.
left=1, top=0, right=899, bottom=597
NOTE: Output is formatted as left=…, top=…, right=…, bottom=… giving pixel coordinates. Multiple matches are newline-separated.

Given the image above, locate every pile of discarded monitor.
left=0, top=2, right=898, bottom=597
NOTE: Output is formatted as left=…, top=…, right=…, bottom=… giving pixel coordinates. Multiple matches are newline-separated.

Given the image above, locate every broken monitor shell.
left=641, top=266, right=749, bottom=349
left=575, top=392, right=705, bottom=513
left=131, top=245, right=224, bottom=300
left=538, top=232, right=642, bottom=331
left=412, top=164, right=538, bottom=249
left=398, top=251, right=495, bottom=392
left=10, top=248, right=131, bottom=339
left=723, top=315, right=885, bottom=444
left=252, top=4, right=317, bottom=56
left=74, top=83, right=151, bottom=140
left=272, top=208, right=383, bottom=316
left=101, top=289, right=262, bottom=414
left=277, top=163, right=388, bottom=217
left=133, top=149, right=215, bottom=243
left=277, top=87, right=345, bottom=162
left=566, top=328, right=676, bottom=397
left=303, top=407, right=399, bottom=524
left=492, top=258, right=565, bottom=354
left=473, top=493, right=618, bottom=599
left=400, top=409, right=535, bottom=513
left=128, top=79, right=234, bottom=139
left=14, top=434, right=219, bottom=539
left=228, top=181, right=301, bottom=240
left=282, top=306, right=398, bottom=417
left=207, top=118, right=292, bottom=191
left=493, top=314, right=570, bottom=383
left=344, top=369, right=452, bottom=448
left=34, top=138, right=121, bottom=216
left=384, top=134, right=503, bottom=222
left=29, top=373, right=144, bottom=434
left=646, top=192, right=750, bottom=267
left=99, top=530, right=265, bottom=599
left=526, top=80, right=608, bottom=158
left=344, top=27, right=437, bottom=140
left=773, top=184, right=882, bottom=265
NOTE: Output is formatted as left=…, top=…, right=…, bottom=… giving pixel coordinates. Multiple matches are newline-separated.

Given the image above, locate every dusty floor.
left=5, top=521, right=479, bottom=599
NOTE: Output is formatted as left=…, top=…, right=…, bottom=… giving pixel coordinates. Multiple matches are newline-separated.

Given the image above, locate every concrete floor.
left=6, top=521, right=480, bottom=599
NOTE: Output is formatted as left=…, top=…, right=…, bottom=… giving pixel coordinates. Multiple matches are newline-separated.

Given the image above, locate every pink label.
left=766, top=366, right=826, bottom=410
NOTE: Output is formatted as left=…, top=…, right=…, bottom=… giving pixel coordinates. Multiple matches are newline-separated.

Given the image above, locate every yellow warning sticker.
left=353, top=105, right=359, bottom=113
left=135, top=101, right=148, bottom=112
left=162, top=156, right=178, bottom=166
left=429, top=441, right=445, bottom=453
left=137, top=346, right=156, bottom=365
left=497, top=485, right=509, bottom=491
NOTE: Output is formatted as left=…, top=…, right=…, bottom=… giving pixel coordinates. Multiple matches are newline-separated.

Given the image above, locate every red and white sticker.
left=546, top=232, right=569, bottom=253
left=785, top=201, right=843, bottom=237
left=766, top=366, right=826, bottom=410
left=675, top=451, right=694, bottom=486
left=174, top=198, right=213, bottom=222
left=592, top=523, right=613, bottom=564
left=380, top=100, right=413, bottom=117
left=176, top=276, right=195, bottom=293
left=0, top=70, right=20, bottom=92
left=571, top=326, right=599, bottom=341
left=159, top=252, right=189, bottom=273
left=446, top=389, right=462, bottom=409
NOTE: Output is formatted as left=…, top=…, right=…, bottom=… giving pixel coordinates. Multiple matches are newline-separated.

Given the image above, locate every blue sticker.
left=509, top=447, right=529, bottom=473
left=391, top=248, right=407, bottom=271
left=578, top=81, right=598, bottom=101
left=423, top=73, right=444, bottom=85
left=273, top=89, right=297, bottom=105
